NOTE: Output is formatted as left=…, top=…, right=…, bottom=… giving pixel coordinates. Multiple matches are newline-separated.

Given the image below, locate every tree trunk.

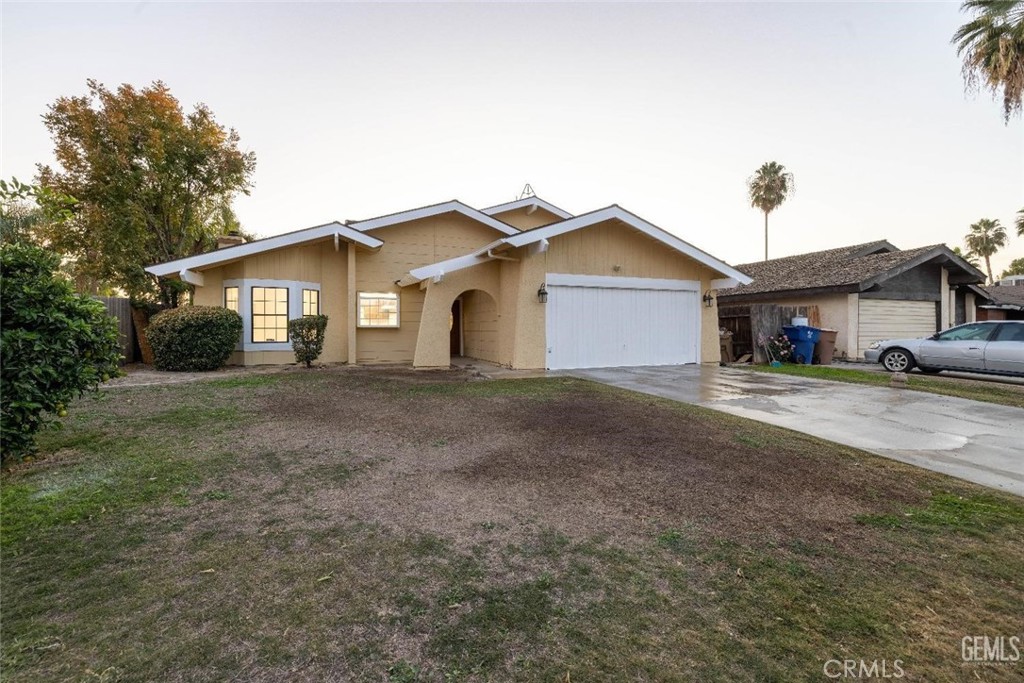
left=985, top=255, right=993, bottom=285
left=131, top=306, right=156, bottom=365
left=764, top=211, right=769, bottom=261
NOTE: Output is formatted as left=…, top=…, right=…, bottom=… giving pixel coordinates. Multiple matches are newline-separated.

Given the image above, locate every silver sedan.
left=864, top=321, right=1024, bottom=377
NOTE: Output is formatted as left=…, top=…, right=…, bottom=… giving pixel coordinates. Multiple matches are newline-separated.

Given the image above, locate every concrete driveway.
left=570, top=365, right=1024, bottom=497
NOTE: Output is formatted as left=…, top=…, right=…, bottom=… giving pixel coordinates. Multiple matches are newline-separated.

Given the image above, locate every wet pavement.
left=570, top=365, right=1024, bottom=497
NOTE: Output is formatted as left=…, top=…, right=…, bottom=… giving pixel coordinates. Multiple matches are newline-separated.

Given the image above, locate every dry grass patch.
left=2, top=368, right=1021, bottom=682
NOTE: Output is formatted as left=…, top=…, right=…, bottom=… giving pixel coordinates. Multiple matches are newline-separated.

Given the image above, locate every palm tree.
left=1016, top=207, right=1024, bottom=236
left=952, top=0, right=1024, bottom=122
left=964, top=218, right=1009, bottom=283
left=953, top=246, right=981, bottom=269
left=747, top=162, right=795, bottom=261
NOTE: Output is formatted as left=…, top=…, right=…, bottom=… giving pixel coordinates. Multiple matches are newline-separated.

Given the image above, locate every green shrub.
left=288, top=315, right=328, bottom=368
left=1, top=242, right=122, bottom=461
left=147, top=306, right=243, bottom=371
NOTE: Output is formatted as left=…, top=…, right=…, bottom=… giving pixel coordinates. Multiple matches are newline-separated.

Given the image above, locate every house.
left=976, top=277, right=1024, bottom=321
left=145, top=195, right=751, bottom=370
left=717, top=240, right=986, bottom=360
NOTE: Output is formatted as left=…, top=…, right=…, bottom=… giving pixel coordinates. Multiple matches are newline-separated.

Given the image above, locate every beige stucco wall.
left=509, top=219, right=723, bottom=369
left=187, top=214, right=736, bottom=370
left=192, top=241, right=349, bottom=365
left=413, top=261, right=506, bottom=368
left=358, top=214, right=508, bottom=364
left=462, top=289, right=500, bottom=363
left=489, top=206, right=564, bottom=231
left=753, top=293, right=855, bottom=359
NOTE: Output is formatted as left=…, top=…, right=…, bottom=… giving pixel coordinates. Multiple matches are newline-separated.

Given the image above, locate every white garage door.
left=857, top=299, right=937, bottom=355
left=545, top=274, right=700, bottom=370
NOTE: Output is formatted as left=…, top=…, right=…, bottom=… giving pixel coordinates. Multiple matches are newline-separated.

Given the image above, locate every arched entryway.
left=451, top=289, right=499, bottom=363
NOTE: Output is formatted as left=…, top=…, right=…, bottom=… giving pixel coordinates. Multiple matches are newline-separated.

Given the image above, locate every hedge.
left=147, top=306, right=243, bottom=371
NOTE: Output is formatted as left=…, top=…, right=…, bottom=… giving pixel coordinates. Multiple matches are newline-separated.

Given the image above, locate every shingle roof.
left=980, top=285, right=1024, bottom=309
left=722, top=241, right=930, bottom=296
left=720, top=240, right=987, bottom=298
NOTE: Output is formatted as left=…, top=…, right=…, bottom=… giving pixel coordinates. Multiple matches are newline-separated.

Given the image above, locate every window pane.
left=224, top=286, right=239, bottom=313
left=251, top=287, right=288, bottom=343
left=358, top=293, right=399, bottom=327
left=303, top=289, right=319, bottom=316
left=995, top=324, right=1024, bottom=342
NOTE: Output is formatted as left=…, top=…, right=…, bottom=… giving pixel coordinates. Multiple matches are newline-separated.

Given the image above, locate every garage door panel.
left=546, top=278, right=699, bottom=370
left=857, top=299, right=937, bottom=355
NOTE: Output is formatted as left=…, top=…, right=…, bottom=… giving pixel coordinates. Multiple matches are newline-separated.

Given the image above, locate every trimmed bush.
left=288, top=315, right=329, bottom=368
left=148, top=306, right=243, bottom=371
left=1, top=242, right=122, bottom=461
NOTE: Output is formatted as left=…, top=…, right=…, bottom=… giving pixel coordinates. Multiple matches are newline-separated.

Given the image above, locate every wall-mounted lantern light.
left=703, top=290, right=715, bottom=308
left=537, top=284, right=548, bottom=304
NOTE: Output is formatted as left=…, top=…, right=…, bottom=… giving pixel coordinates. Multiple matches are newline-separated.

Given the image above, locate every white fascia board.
left=546, top=273, right=700, bottom=291
left=502, top=206, right=753, bottom=285
left=481, top=197, right=573, bottom=220
left=710, top=277, right=739, bottom=290
left=350, top=201, right=520, bottom=236
left=145, top=222, right=383, bottom=278
left=179, top=269, right=204, bottom=287
left=402, top=240, right=505, bottom=285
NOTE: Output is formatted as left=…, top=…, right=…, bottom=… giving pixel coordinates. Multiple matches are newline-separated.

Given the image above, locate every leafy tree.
left=953, top=0, right=1024, bottom=122
left=964, top=218, right=1009, bottom=283
left=37, top=79, right=256, bottom=305
left=288, top=315, right=329, bottom=368
left=1001, top=256, right=1024, bottom=277
left=1, top=242, right=122, bottom=461
left=0, top=177, right=76, bottom=246
left=1016, top=207, right=1024, bottom=236
left=747, top=161, right=795, bottom=261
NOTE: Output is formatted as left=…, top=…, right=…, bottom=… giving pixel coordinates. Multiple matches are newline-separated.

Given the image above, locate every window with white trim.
left=358, top=292, right=400, bottom=327
left=302, top=289, right=319, bottom=317
left=224, top=286, right=239, bottom=313
left=251, top=286, right=289, bottom=342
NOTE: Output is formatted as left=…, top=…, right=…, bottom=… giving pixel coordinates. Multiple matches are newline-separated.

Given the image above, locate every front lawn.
left=2, top=369, right=1021, bottom=682
left=742, top=363, right=1024, bottom=409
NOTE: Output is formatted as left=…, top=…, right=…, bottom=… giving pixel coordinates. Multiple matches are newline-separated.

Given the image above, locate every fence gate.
left=94, top=296, right=137, bottom=364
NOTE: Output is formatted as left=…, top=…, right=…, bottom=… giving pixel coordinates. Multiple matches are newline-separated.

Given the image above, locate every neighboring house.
left=717, top=240, right=986, bottom=359
left=145, top=195, right=750, bottom=370
left=977, top=277, right=1024, bottom=321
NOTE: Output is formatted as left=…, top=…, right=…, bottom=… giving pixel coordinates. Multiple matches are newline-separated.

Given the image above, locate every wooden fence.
left=94, top=296, right=136, bottom=364
left=719, top=304, right=820, bottom=363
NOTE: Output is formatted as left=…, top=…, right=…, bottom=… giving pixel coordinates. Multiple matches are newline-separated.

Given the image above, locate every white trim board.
left=350, top=200, right=520, bottom=237
left=546, top=273, right=700, bottom=291
left=480, top=197, right=573, bottom=220
left=146, top=223, right=383, bottom=278
left=503, top=206, right=752, bottom=285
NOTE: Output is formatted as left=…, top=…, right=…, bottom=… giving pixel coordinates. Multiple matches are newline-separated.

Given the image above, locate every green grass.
left=858, top=492, right=1024, bottom=535
left=743, top=363, right=1024, bottom=408
left=2, top=372, right=1022, bottom=682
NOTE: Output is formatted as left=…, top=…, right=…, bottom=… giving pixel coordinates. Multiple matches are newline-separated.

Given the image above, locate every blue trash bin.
left=782, top=325, right=821, bottom=365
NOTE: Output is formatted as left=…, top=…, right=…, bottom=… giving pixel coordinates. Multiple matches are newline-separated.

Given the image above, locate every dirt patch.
left=247, top=371, right=931, bottom=555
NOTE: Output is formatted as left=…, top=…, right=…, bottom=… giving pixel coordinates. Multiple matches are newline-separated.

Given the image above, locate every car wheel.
left=917, top=366, right=942, bottom=375
left=881, top=348, right=915, bottom=372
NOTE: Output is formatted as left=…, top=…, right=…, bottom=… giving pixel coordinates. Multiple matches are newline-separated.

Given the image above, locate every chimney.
left=217, top=231, right=245, bottom=249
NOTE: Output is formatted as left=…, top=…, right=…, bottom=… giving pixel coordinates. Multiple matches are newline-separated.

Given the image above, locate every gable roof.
left=145, top=199, right=521, bottom=279
left=145, top=221, right=384, bottom=278
left=350, top=199, right=520, bottom=236
left=979, top=284, right=1024, bottom=310
left=399, top=205, right=752, bottom=287
left=720, top=241, right=986, bottom=299
left=481, top=197, right=573, bottom=220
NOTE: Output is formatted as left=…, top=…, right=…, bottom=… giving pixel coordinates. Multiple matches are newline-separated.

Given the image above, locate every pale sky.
left=3, top=1, right=1022, bottom=275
